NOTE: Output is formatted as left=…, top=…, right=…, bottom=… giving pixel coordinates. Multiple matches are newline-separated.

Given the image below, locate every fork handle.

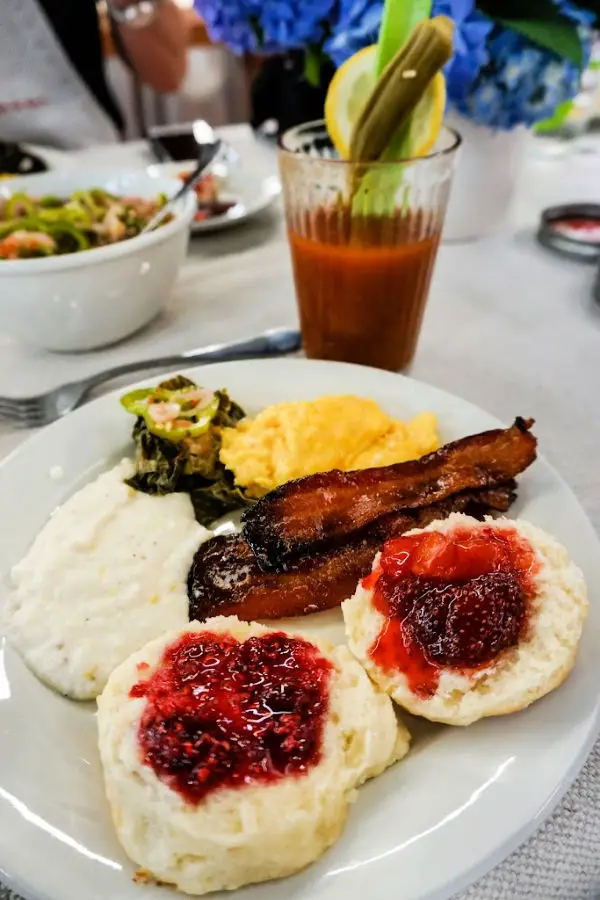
left=82, top=329, right=301, bottom=392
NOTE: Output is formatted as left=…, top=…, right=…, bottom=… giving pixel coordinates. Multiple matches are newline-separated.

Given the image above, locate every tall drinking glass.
left=278, top=121, right=461, bottom=371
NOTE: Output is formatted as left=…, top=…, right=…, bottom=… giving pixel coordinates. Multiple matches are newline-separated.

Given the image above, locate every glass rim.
left=278, top=119, right=462, bottom=166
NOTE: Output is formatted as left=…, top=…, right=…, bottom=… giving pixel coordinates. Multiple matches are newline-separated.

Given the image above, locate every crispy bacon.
left=188, top=483, right=518, bottom=622
left=242, top=418, right=536, bottom=572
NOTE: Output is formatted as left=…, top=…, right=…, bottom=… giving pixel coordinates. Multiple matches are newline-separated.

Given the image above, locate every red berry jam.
left=366, top=525, right=539, bottom=697
left=130, top=631, right=333, bottom=804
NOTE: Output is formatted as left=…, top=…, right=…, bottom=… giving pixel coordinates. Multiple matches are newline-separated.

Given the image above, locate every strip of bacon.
left=242, top=418, right=536, bottom=572
left=188, top=483, right=517, bottom=622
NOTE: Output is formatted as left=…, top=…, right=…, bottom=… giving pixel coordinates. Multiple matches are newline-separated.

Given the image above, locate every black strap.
left=36, top=0, right=124, bottom=131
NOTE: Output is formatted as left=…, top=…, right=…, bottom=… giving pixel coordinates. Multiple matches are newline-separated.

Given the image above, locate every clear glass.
left=278, top=121, right=461, bottom=371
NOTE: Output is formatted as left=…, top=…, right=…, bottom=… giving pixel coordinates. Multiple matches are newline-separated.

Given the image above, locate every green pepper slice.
left=120, top=387, right=157, bottom=417
left=5, top=193, right=34, bottom=219
left=120, top=383, right=220, bottom=442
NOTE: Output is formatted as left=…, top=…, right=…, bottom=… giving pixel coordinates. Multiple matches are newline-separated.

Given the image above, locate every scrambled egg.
left=219, top=395, right=439, bottom=498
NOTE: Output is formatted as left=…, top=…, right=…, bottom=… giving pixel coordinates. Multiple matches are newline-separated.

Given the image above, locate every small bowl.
left=0, top=169, right=196, bottom=352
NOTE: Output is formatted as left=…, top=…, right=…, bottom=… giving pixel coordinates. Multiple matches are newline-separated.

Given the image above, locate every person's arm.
left=108, top=0, right=189, bottom=94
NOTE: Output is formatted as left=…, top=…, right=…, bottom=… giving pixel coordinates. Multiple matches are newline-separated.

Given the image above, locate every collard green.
left=125, top=375, right=253, bottom=526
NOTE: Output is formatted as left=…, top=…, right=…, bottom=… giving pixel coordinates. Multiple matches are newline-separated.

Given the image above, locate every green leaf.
left=125, top=382, right=252, bottom=527
left=304, top=48, right=321, bottom=88
left=534, top=98, right=574, bottom=132
left=494, top=17, right=584, bottom=66
left=478, top=0, right=589, bottom=66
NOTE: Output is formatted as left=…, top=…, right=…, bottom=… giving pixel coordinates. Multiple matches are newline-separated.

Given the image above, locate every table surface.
left=1, top=125, right=600, bottom=900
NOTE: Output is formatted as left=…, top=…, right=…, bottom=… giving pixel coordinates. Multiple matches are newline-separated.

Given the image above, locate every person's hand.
left=106, top=0, right=188, bottom=92
left=107, top=0, right=164, bottom=29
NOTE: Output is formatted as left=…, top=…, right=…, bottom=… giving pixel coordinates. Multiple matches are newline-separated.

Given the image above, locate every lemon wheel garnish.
left=325, top=44, right=446, bottom=161
left=407, top=71, right=446, bottom=158
left=325, top=45, right=377, bottom=159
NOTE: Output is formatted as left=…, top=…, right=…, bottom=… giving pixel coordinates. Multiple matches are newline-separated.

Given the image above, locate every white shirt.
left=0, top=0, right=120, bottom=149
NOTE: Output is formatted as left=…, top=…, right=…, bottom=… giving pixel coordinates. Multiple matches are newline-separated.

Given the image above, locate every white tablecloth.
left=1, top=125, right=600, bottom=900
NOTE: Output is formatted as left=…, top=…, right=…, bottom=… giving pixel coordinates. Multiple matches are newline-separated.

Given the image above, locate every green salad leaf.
left=124, top=375, right=254, bottom=526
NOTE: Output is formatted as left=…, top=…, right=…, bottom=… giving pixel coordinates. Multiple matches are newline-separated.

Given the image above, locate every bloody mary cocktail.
left=278, top=121, right=460, bottom=372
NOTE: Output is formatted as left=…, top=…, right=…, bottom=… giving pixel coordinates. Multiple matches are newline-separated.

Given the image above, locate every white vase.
left=442, top=110, right=530, bottom=243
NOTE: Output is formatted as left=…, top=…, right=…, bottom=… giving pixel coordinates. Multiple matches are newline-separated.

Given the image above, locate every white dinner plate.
left=146, top=160, right=281, bottom=234
left=0, top=359, right=599, bottom=900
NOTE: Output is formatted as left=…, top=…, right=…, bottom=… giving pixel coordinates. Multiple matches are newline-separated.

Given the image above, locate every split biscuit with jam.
left=97, top=616, right=410, bottom=895
left=342, top=514, right=587, bottom=727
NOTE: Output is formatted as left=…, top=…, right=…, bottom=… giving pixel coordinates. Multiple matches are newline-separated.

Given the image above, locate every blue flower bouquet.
left=432, top=0, right=596, bottom=129
left=195, top=0, right=597, bottom=132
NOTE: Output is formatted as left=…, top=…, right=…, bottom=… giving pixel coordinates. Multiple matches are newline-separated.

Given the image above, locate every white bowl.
left=0, top=169, right=196, bottom=351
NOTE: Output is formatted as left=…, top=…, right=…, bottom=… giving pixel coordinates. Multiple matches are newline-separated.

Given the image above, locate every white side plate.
left=147, top=160, right=281, bottom=233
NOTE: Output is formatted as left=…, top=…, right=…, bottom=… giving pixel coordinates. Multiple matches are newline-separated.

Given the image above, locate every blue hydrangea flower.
left=324, top=0, right=383, bottom=68
left=467, top=79, right=503, bottom=125
left=260, top=0, right=336, bottom=49
left=520, top=58, right=580, bottom=121
left=453, top=24, right=591, bottom=129
left=194, top=0, right=336, bottom=54
left=194, top=0, right=261, bottom=54
left=552, top=0, right=596, bottom=27
left=195, top=0, right=595, bottom=129
left=432, top=0, right=493, bottom=102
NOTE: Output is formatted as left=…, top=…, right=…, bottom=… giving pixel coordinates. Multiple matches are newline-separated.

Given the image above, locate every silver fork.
left=0, top=328, right=301, bottom=429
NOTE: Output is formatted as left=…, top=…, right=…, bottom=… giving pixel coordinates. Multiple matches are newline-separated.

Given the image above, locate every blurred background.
left=102, top=0, right=600, bottom=142
left=98, top=0, right=255, bottom=134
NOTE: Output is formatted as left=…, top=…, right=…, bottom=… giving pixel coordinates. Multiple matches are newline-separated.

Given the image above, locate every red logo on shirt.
left=0, top=97, right=49, bottom=115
